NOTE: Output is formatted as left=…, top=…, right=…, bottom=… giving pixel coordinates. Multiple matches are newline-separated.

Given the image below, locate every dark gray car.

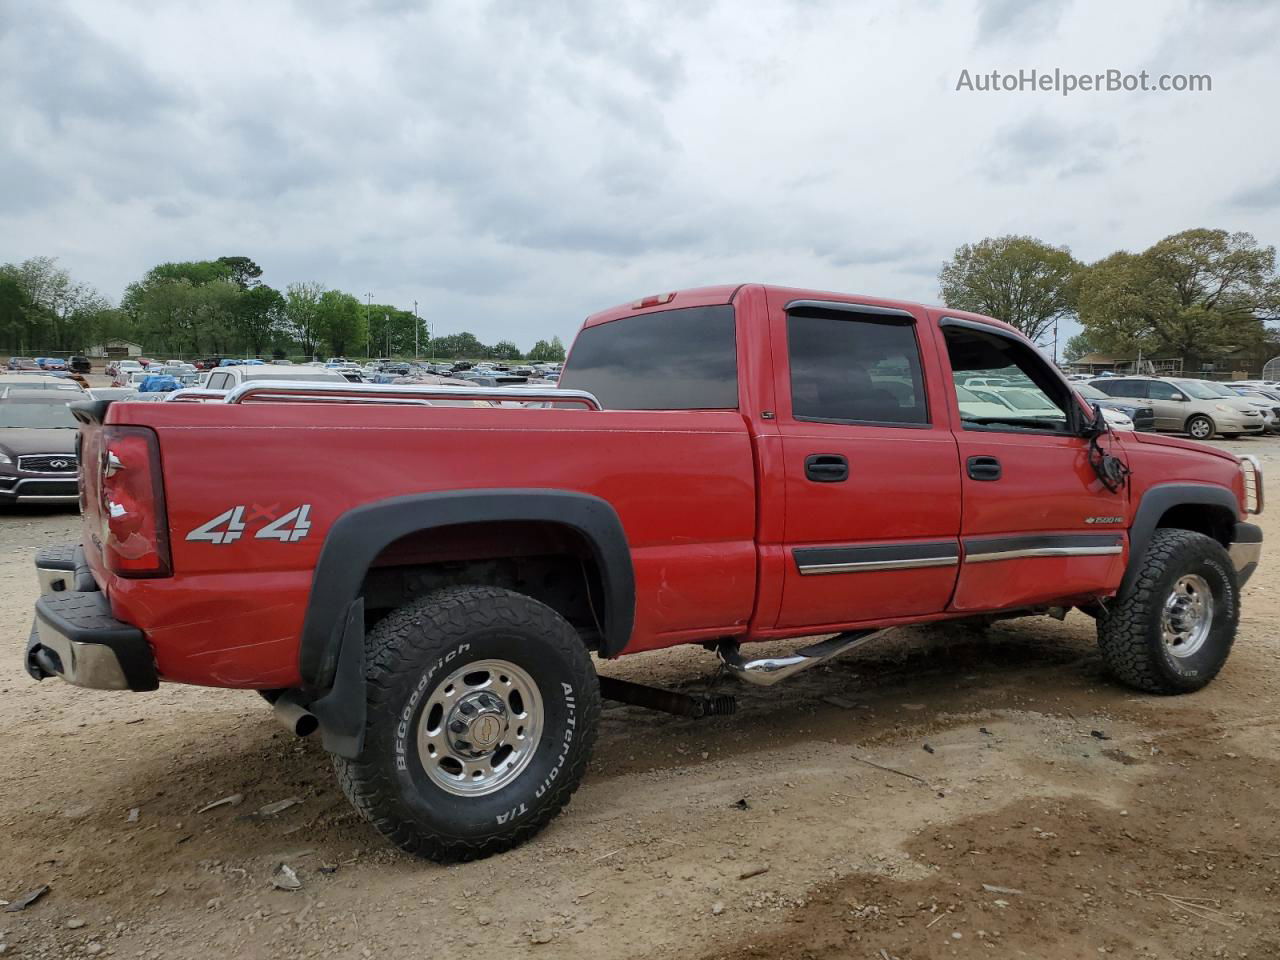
left=0, top=395, right=80, bottom=505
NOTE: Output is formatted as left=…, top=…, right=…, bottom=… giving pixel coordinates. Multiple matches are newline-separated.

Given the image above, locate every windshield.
left=0, top=403, right=79, bottom=428
left=1178, top=381, right=1231, bottom=400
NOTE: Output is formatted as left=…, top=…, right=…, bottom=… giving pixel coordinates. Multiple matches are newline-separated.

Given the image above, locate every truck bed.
left=83, top=398, right=759, bottom=687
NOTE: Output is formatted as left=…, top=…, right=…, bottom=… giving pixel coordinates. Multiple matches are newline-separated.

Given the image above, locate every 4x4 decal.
left=186, top=504, right=312, bottom=544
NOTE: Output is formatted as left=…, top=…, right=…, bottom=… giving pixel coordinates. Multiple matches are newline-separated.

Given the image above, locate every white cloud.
left=1, top=0, right=1276, bottom=349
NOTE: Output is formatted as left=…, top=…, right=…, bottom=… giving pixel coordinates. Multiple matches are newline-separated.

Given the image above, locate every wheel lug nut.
left=450, top=720, right=468, bottom=733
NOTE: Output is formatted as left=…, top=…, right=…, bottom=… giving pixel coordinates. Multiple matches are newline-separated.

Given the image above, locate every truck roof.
left=581, top=283, right=1019, bottom=338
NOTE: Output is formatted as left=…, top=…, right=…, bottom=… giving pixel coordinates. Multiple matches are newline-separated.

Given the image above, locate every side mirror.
left=1084, top=402, right=1110, bottom=437
left=1172, top=393, right=1187, bottom=401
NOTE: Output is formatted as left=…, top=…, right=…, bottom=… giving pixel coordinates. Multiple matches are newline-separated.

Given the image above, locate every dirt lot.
left=1, top=438, right=1277, bottom=960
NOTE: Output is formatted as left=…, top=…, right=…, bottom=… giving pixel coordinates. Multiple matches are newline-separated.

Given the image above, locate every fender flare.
left=299, top=488, right=636, bottom=691
left=1122, top=482, right=1240, bottom=594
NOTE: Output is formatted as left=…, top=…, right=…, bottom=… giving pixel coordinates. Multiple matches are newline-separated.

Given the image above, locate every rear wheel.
left=1185, top=415, right=1215, bottom=440
left=333, top=585, right=601, bottom=861
left=1097, top=529, right=1238, bottom=693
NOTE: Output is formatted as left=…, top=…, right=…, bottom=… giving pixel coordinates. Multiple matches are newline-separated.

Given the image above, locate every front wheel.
left=1097, top=529, right=1239, bottom=693
left=1185, top=415, right=1215, bottom=440
left=333, top=585, right=601, bottom=861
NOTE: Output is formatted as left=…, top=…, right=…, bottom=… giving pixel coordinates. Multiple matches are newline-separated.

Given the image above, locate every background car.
left=67, top=356, right=92, bottom=374
left=110, top=360, right=144, bottom=385
left=0, top=394, right=80, bottom=505
left=1088, top=376, right=1261, bottom=439
left=1075, top=382, right=1155, bottom=431
left=201, top=364, right=350, bottom=392
left=6, top=357, right=40, bottom=371
left=86, top=387, right=138, bottom=402
left=0, top=373, right=84, bottom=395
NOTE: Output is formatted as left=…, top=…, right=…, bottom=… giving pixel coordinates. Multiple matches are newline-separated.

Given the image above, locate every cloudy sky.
left=3, top=0, right=1278, bottom=350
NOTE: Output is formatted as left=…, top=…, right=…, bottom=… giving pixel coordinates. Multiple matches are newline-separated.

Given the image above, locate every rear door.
left=772, top=294, right=962, bottom=630
left=933, top=316, right=1129, bottom=611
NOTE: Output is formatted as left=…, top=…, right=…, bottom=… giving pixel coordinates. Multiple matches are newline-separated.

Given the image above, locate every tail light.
left=100, top=426, right=172, bottom=577
left=631, top=292, right=676, bottom=309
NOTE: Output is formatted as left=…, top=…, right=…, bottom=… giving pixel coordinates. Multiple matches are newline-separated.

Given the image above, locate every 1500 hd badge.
left=186, top=504, right=313, bottom=544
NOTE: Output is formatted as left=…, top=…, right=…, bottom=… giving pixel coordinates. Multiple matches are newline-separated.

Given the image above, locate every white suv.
left=201, top=365, right=348, bottom=393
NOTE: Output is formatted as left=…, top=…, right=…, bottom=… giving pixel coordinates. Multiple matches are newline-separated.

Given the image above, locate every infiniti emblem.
left=48, top=459, right=70, bottom=469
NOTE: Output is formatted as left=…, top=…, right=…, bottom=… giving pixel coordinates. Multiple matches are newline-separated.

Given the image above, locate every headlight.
left=0, top=450, right=12, bottom=465
left=1214, top=404, right=1232, bottom=413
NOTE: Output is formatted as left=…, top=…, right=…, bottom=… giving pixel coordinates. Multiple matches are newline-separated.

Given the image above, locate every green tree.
left=1063, top=331, right=1101, bottom=363
left=367, top=304, right=421, bottom=356
left=216, top=256, right=263, bottom=289
left=490, top=339, right=522, bottom=360
left=432, top=331, right=485, bottom=359
left=235, top=284, right=286, bottom=355
left=939, top=235, right=1082, bottom=344
left=316, top=290, right=365, bottom=357
left=0, top=269, right=36, bottom=353
left=1077, top=229, right=1279, bottom=369
left=285, top=281, right=325, bottom=358
left=1, top=256, right=110, bottom=352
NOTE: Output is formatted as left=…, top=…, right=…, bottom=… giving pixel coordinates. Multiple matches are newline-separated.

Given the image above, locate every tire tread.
left=1097, top=528, right=1237, bottom=694
left=333, top=585, right=600, bottom=862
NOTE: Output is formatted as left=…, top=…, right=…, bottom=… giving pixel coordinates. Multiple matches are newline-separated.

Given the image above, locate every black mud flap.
left=309, top=599, right=367, bottom=759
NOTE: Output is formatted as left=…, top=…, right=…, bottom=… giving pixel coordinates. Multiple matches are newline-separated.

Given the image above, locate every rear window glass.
left=559, top=305, right=738, bottom=410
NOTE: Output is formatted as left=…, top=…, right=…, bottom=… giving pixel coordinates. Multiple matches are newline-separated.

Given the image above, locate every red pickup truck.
left=28, top=284, right=1264, bottom=862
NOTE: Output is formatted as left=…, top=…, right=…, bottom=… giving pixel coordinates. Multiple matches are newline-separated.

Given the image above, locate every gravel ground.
left=0, top=433, right=1276, bottom=960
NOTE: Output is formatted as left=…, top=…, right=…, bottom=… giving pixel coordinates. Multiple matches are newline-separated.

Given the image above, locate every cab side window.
left=787, top=309, right=928, bottom=426
left=943, top=323, right=1073, bottom=433
left=1146, top=380, right=1181, bottom=401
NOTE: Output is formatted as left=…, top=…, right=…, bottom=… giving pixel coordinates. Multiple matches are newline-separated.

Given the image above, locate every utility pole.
left=1052, top=318, right=1059, bottom=366
left=413, top=301, right=419, bottom=360
left=365, top=293, right=371, bottom=358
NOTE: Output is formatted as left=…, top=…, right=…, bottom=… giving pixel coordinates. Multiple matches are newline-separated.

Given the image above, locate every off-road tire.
left=1097, top=529, right=1238, bottom=694
left=333, top=585, right=601, bottom=862
left=1185, top=414, right=1215, bottom=440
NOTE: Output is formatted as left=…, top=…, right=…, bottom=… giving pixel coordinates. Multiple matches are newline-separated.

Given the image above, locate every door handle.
left=967, top=455, right=1001, bottom=481
left=805, top=453, right=849, bottom=483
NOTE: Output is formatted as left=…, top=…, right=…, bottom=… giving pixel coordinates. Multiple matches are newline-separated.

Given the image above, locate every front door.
left=1144, top=378, right=1191, bottom=430
left=772, top=294, right=962, bottom=631
left=932, top=316, right=1130, bottom=611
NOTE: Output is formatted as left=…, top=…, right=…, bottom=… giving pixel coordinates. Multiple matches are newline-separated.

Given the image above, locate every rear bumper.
left=1229, top=521, right=1262, bottom=586
left=27, top=543, right=157, bottom=691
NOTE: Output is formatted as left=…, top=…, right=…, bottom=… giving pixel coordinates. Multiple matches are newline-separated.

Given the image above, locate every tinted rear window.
left=559, top=305, right=738, bottom=410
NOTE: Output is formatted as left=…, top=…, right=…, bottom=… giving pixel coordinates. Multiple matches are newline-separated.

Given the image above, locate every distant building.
left=87, top=339, right=144, bottom=359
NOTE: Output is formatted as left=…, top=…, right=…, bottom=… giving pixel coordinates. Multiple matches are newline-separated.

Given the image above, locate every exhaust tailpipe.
left=273, top=693, right=320, bottom=737
left=716, top=630, right=886, bottom=686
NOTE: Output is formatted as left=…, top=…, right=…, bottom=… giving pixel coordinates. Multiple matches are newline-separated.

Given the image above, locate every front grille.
left=17, top=454, right=78, bottom=474
left=14, top=479, right=78, bottom=497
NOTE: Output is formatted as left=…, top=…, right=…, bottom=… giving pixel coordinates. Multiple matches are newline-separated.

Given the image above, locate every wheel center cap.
left=447, top=691, right=508, bottom=757
left=471, top=713, right=504, bottom=749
